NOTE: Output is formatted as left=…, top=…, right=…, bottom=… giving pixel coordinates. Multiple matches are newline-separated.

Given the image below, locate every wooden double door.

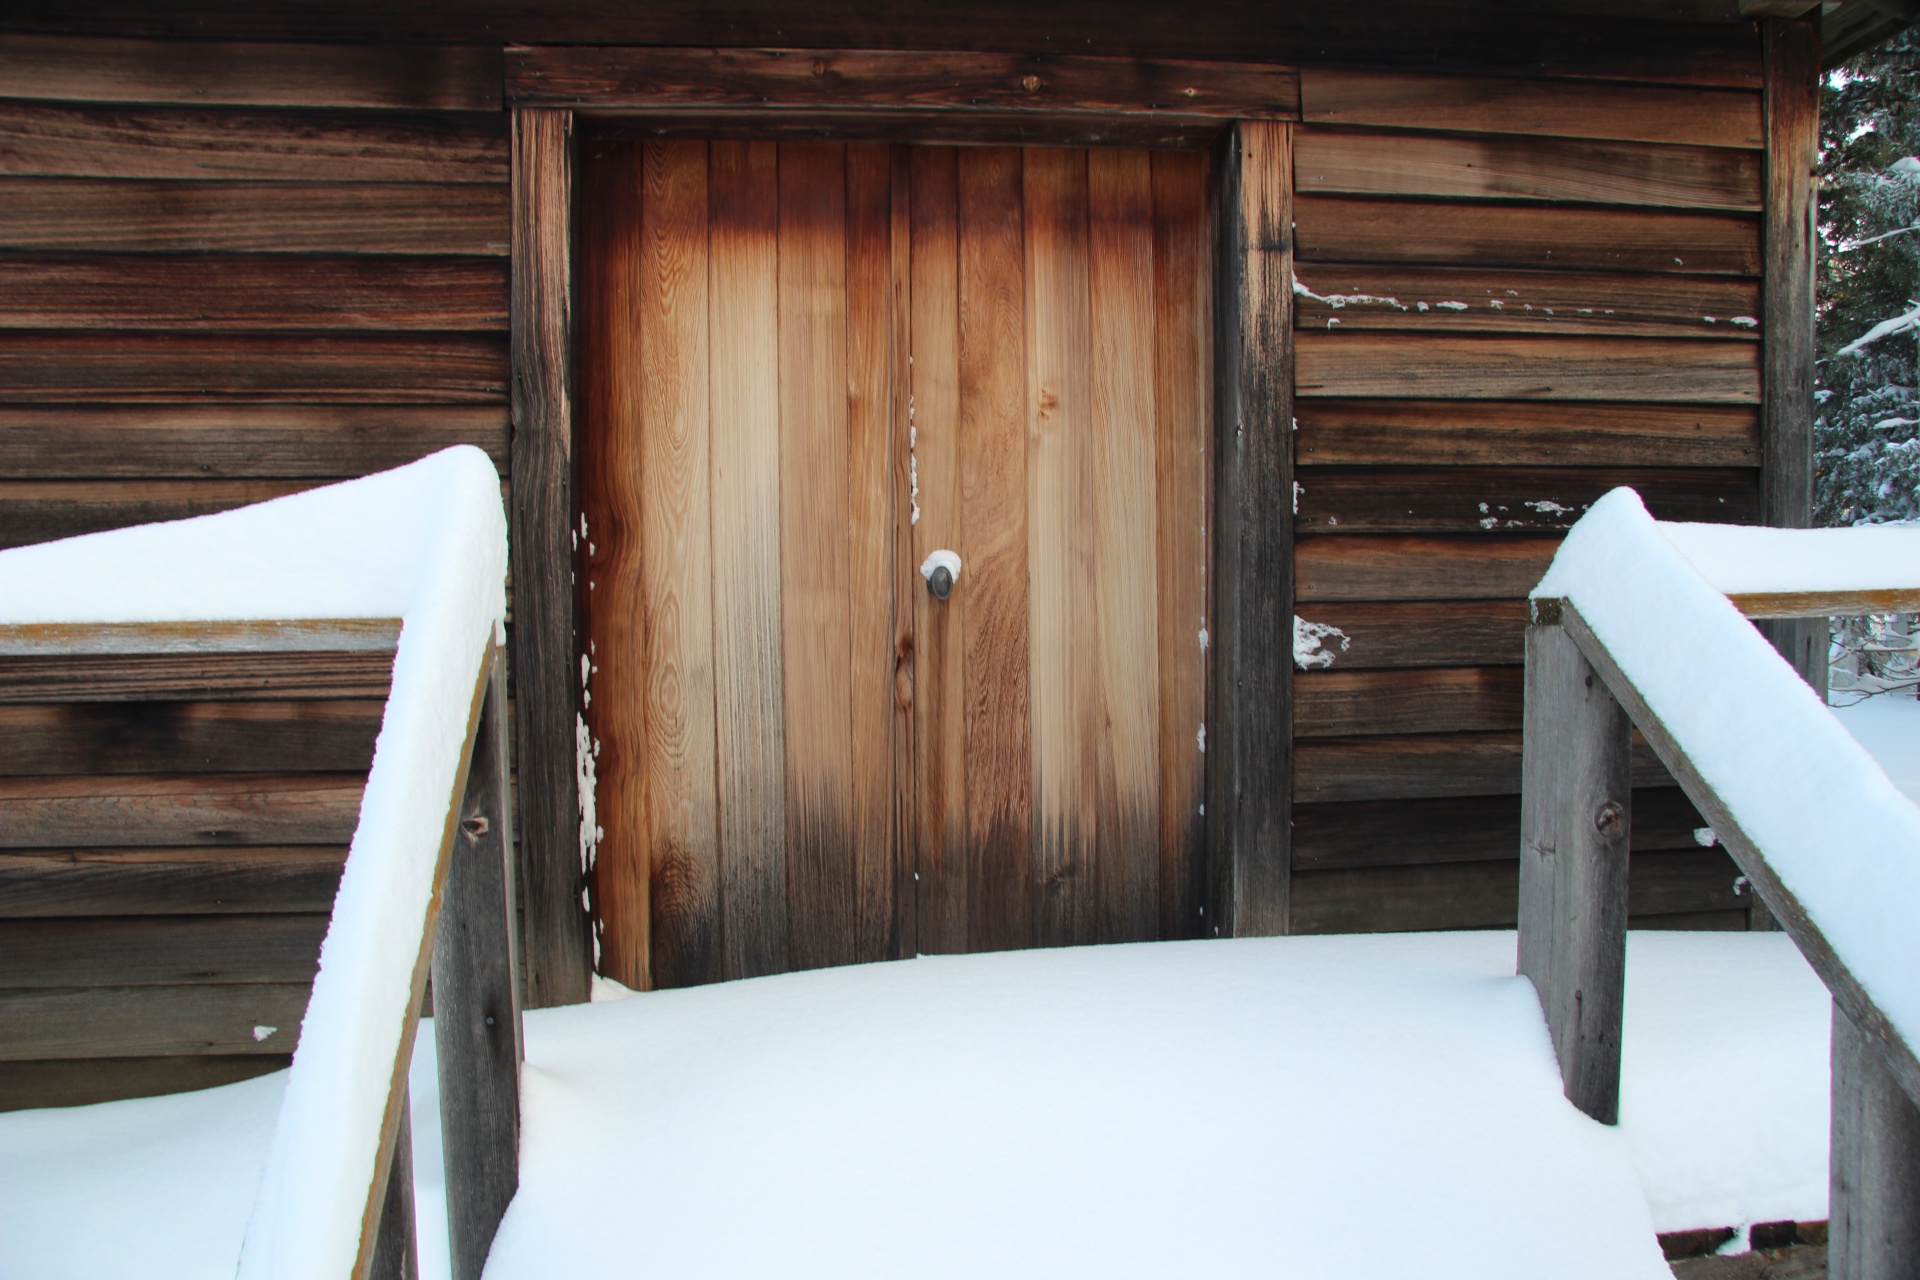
left=580, top=138, right=1213, bottom=990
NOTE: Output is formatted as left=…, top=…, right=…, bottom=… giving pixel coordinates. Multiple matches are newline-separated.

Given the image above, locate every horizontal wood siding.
left=1290, top=67, right=1761, bottom=933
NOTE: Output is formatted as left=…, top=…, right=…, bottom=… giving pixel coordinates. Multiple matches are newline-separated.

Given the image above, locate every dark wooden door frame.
left=507, top=59, right=1301, bottom=1003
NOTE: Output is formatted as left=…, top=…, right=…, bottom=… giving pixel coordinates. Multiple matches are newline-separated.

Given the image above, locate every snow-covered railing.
left=1522, top=489, right=1920, bottom=1280
left=0, top=449, right=522, bottom=1280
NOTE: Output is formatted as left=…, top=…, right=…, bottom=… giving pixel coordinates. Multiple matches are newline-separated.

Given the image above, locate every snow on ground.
left=0, top=932, right=1833, bottom=1279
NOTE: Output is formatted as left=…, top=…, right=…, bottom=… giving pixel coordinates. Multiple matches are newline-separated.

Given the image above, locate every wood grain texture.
left=0, top=648, right=391, bottom=702
left=511, top=45, right=1299, bottom=119
left=0, top=846, right=347, bottom=917
left=0, top=34, right=502, bottom=110
left=708, top=139, right=790, bottom=981
left=0, top=101, right=507, bottom=182
left=1293, top=264, right=1760, bottom=339
left=1289, top=600, right=1528, bottom=671
left=595, top=109, right=1230, bottom=152
left=1295, top=333, right=1759, bottom=404
left=0, top=1053, right=290, bottom=1111
left=1151, top=149, right=1211, bottom=940
left=1829, top=1003, right=1920, bottom=1280
left=1294, top=400, right=1758, bottom=469
left=1295, top=128, right=1761, bottom=211
left=1294, top=195, right=1761, bottom=276
left=508, top=107, right=591, bottom=1009
left=1294, top=466, right=1759, bottom=534
left=0, top=700, right=382, bottom=774
left=1294, top=667, right=1521, bottom=738
left=0, top=914, right=328, bottom=987
left=0, top=774, right=364, bottom=848
left=0, top=405, right=507, bottom=480
left=0, top=479, right=316, bottom=549
left=1300, top=69, right=1762, bottom=149
left=1296, top=535, right=1561, bottom=603
left=0, top=254, right=506, bottom=330
left=0, top=982, right=313, bottom=1059
left=956, top=146, right=1033, bottom=953
left=1087, top=146, right=1161, bottom=943
left=0, top=179, right=509, bottom=254
left=887, top=145, right=919, bottom=964
left=1295, top=730, right=1676, bottom=803
left=779, top=142, right=857, bottom=973
left=911, top=144, right=969, bottom=955
left=0, top=333, right=507, bottom=403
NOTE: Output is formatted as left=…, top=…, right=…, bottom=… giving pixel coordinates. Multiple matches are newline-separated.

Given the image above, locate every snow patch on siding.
left=1294, top=616, right=1351, bottom=670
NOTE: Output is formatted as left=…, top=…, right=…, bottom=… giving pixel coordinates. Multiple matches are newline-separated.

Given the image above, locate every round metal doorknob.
left=920, top=549, right=963, bottom=601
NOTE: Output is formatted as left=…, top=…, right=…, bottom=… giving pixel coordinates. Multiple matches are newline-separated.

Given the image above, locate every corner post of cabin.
left=1830, top=1002, right=1920, bottom=1279
left=1758, top=15, right=1825, bottom=698
left=1207, top=119, right=1294, bottom=938
left=1517, top=606, right=1633, bottom=1125
left=432, top=645, right=523, bottom=1280
left=510, top=104, right=594, bottom=1008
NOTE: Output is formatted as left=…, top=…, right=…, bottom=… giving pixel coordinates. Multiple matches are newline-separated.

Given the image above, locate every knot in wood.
left=1022, top=74, right=1043, bottom=92
left=812, top=59, right=828, bottom=77
left=461, top=814, right=491, bottom=839
left=1592, top=801, right=1625, bottom=838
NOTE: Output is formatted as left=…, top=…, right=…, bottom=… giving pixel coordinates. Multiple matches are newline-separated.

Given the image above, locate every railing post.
left=1518, top=621, right=1633, bottom=1124
left=1831, top=1004, right=1920, bottom=1279
left=433, top=649, right=524, bottom=1280
left=369, top=1091, right=419, bottom=1280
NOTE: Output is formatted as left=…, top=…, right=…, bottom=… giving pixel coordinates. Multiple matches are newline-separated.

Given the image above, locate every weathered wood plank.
left=1300, top=69, right=1762, bottom=149
left=1088, top=146, right=1161, bottom=943
left=0, top=333, right=507, bottom=403
left=1295, top=333, right=1759, bottom=403
left=1294, top=400, right=1758, bottom=469
left=846, top=143, right=900, bottom=964
left=0, top=255, right=506, bottom=331
left=1208, top=120, right=1293, bottom=939
left=779, top=141, right=857, bottom=973
left=0, top=774, right=365, bottom=849
left=0, top=618, right=399, bottom=657
left=886, top=145, right=918, bottom=963
left=1291, top=600, right=1528, bottom=671
left=0, top=179, right=509, bottom=255
left=0, top=649, right=392, bottom=702
left=595, top=109, right=1228, bottom=152
left=1295, top=730, right=1675, bottom=803
left=1294, top=667, right=1522, bottom=738
left=0, top=914, right=329, bottom=987
left=0, top=101, right=507, bottom=182
left=0, top=405, right=508, bottom=480
left=1830, top=1003, right=1920, bottom=1280
left=0, top=700, right=382, bottom=774
left=956, top=145, right=1033, bottom=954
left=1295, top=535, right=1561, bottom=603
left=0, top=1053, right=290, bottom=1111
left=1151, top=148, right=1211, bottom=941
left=1294, top=466, right=1759, bottom=534
left=0, top=34, right=502, bottom=111
left=369, top=1096, right=419, bottom=1280
left=0, top=846, right=347, bottom=917
left=911, top=144, right=969, bottom=956
left=708, top=139, right=789, bottom=982
left=0, top=982, right=313, bottom=1059
left=1295, top=128, right=1761, bottom=211
left=510, top=45, right=1299, bottom=119
left=0, top=479, right=315, bottom=549
left=1293, top=264, right=1760, bottom=339
left=1729, top=588, right=1920, bottom=620
left=509, top=108, right=591, bottom=1009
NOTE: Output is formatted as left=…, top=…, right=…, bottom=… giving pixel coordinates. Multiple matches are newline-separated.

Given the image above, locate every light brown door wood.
left=581, top=139, right=1210, bottom=988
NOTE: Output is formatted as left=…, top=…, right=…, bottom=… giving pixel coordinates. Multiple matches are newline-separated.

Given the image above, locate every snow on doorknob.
left=920, top=549, right=962, bottom=600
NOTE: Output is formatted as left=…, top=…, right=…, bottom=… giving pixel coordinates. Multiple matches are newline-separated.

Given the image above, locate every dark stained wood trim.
left=510, top=45, right=1300, bottom=119
left=587, top=110, right=1229, bottom=151
left=509, top=107, right=593, bottom=1009
left=1207, top=119, right=1292, bottom=938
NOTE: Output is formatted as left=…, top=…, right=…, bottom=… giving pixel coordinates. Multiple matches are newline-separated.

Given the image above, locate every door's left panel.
left=579, top=138, right=904, bottom=990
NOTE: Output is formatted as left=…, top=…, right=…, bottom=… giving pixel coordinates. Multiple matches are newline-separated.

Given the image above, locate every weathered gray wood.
left=0, top=701, right=382, bottom=776
left=0, top=773, right=365, bottom=848
left=0, top=847, right=346, bottom=917
left=0, top=617, right=400, bottom=657
left=0, top=1053, right=290, bottom=1112
left=1207, top=120, right=1293, bottom=939
left=370, top=1089, right=420, bottom=1280
left=1518, top=623, right=1633, bottom=1125
left=510, top=107, right=593, bottom=1009
left=0, top=652, right=394, bottom=703
left=0, top=913, right=328, bottom=986
left=432, top=650, right=521, bottom=1280
left=0, top=982, right=312, bottom=1059
left=1831, top=1003, right=1920, bottom=1280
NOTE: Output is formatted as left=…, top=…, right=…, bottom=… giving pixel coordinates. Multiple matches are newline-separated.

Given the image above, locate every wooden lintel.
left=509, top=46, right=1301, bottom=121
left=0, top=617, right=401, bottom=657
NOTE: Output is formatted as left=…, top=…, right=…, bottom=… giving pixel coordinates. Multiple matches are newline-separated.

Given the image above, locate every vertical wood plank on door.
left=708, top=140, right=789, bottom=980
left=956, top=146, right=1033, bottom=953
left=1025, top=147, right=1101, bottom=947
left=1087, top=148, right=1162, bottom=943
left=779, top=142, right=856, bottom=972
left=1151, top=149, right=1213, bottom=941
left=637, top=140, right=722, bottom=989
left=578, top=140, right=652, bottom=990
left=888, top=146, right=919, bottom=961
left=911, top=146, right=969, bottom=954
left=845, top=143, right=899, bottom=964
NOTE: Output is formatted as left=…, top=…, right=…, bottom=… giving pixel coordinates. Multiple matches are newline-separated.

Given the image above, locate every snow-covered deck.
left=1, top=929, right=1830, bottom=1280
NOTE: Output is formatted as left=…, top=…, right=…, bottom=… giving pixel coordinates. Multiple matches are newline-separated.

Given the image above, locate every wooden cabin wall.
left=1286, top=66, right=1767, bottom=934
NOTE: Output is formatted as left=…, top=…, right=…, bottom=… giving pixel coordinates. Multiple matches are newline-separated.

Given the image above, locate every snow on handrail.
left=0, top=448, right=509, bottom=1280
left=1529, top=489, right=1920, bottom=1098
